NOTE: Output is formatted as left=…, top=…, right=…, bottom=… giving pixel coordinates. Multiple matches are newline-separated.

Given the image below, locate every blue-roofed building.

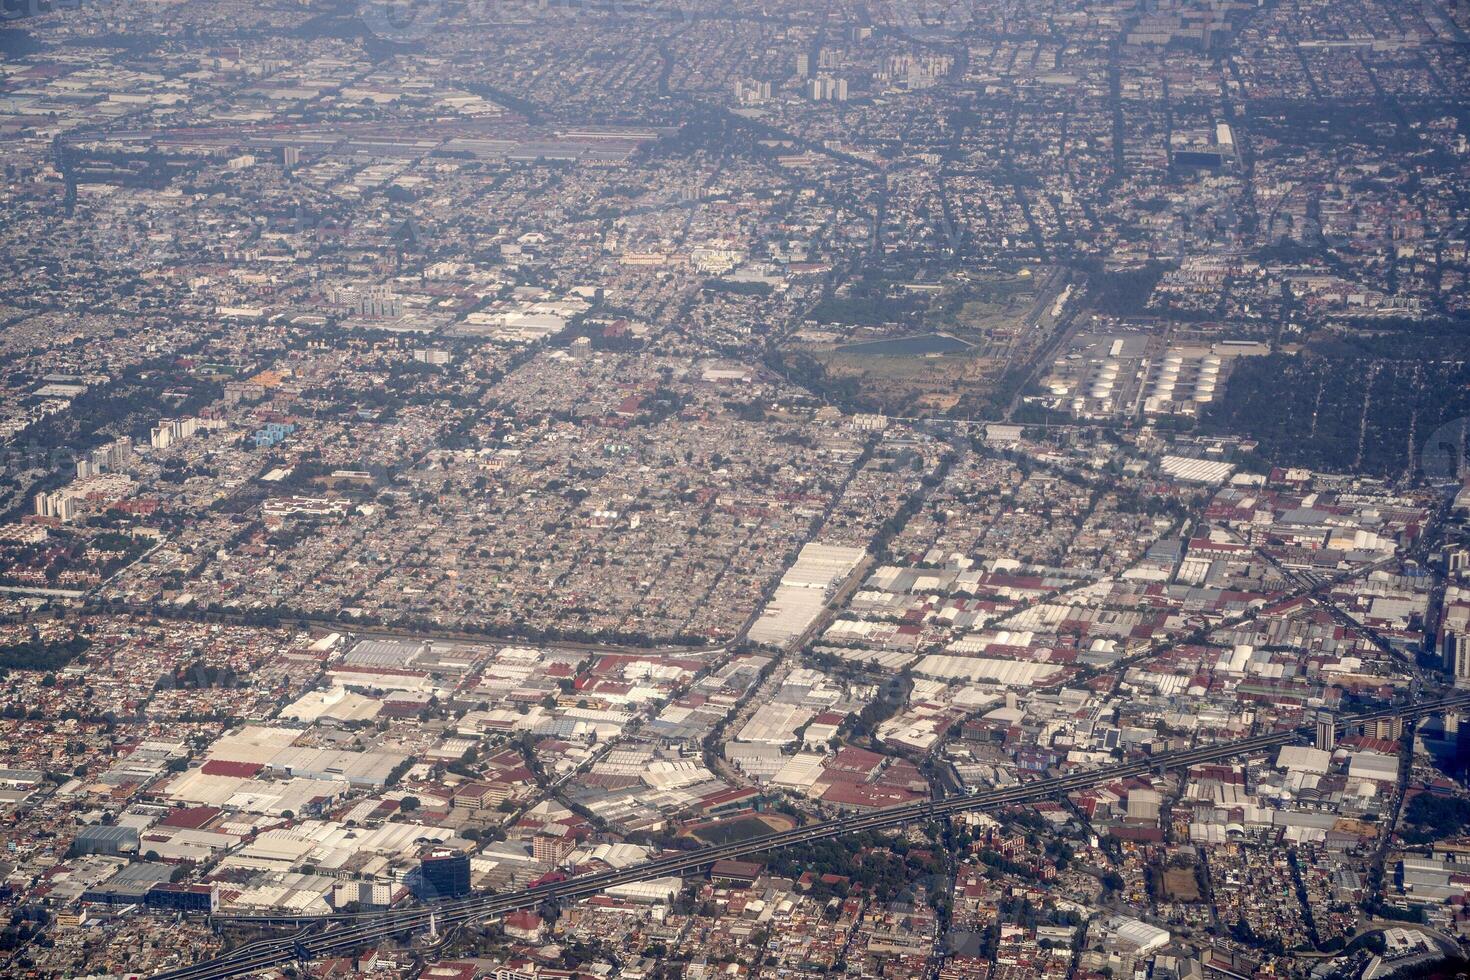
left=252, top=422, right=297, bottom=449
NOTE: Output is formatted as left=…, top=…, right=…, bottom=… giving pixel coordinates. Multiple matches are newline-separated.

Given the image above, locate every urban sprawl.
left=1, top=1, right=1470, bottom=979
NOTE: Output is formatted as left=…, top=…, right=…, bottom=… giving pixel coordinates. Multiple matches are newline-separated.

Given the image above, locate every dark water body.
left=837, top=333, right=972, bottom=356
left=1174, top=150, right=1223, bottom=169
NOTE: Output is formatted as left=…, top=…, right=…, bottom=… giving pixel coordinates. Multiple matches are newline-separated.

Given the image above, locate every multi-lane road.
left=151, top=522, right=1436, bottom=980
left=154, top=690, right=1470, bottom=980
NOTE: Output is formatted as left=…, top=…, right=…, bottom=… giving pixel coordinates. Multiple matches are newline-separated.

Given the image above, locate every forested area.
left=0, top=634, right=90, bottom=673
left=1204, top=322, right=1470, bottom=477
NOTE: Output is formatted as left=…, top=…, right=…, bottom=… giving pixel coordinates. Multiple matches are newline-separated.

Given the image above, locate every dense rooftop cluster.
left=1, top=0, right=1469, bottom=977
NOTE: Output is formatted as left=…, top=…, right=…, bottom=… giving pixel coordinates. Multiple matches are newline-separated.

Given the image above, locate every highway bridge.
left=153, top=690, right=1470, bottom=980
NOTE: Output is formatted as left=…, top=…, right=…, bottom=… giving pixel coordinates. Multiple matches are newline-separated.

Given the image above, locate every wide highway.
left=152, top=690, right=1470, bottom=980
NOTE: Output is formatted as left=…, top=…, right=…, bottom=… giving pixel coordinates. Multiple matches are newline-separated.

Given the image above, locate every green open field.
left=784, top=269, right=1067, bottom=418
left=683, top=813, right=796, bottom=846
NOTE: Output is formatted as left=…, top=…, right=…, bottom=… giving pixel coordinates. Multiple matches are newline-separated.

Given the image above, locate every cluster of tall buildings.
left=74, top=437, right=134, bottom=480
left=150, top=416, right=224, bottom=450
left=33, top=438, right=138, bottom=521
left=732, top=79, right=772, bottom=105
left=34, top=472, right=136, bottom=522
left=806, top=76, right=849, bottom=102
left=32, top=488, right=78, bottom=521
left=325, top=284, right=403, bottom=319
left=878, top=54, right=953, bottom=91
